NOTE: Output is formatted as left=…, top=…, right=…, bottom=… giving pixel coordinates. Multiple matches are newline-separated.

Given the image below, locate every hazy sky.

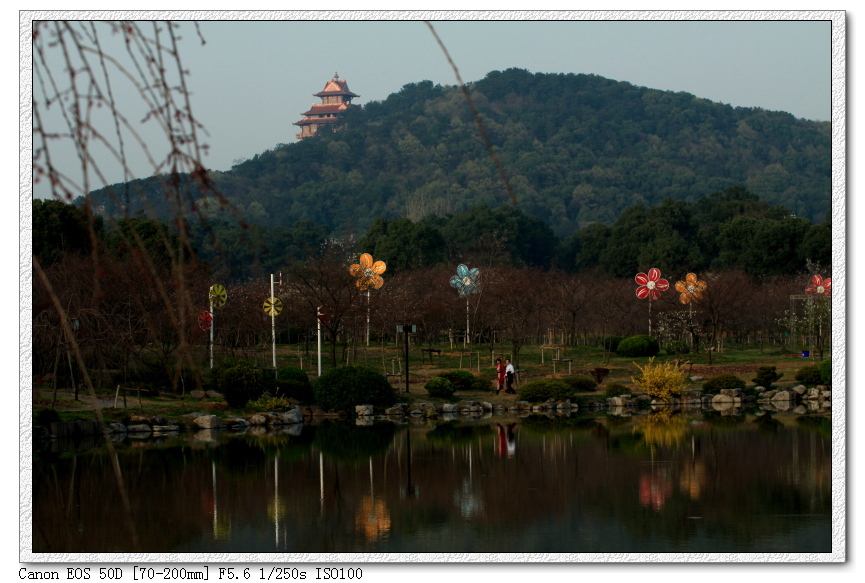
left=28, top=15, right=834, bottom=197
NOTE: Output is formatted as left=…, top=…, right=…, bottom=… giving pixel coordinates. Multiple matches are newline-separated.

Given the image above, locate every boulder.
left=791, top=385, right=807, bottom=395
left=108, top=422, right=127, bottom=434
left=532, top=405, right=546, bottom=412
left=720, top=388, right=741, bottom=398
left=771, top=390, right=793, bottom=402
left=229, top=418, right=249, bottom=428
left=821, top=390, right=832, bottom=400
left=280, top=408, right=304, bottom=424
left=690, top=376, right=704, bottom=382
left=355, top=417, right=374, bottom=426
left=385, top=406, right=406, bottom=416
left=182, top=412, right=202, bottom=421
left=194, top=415, right=219, bottom=429
left=205, top=390, right=224, bottom=399
left=189, top=390, right=206, bottom=399
left=607, top=397, right=625, bottom=407
left=126, top=423, right=152, bottom=434
left=712, top=394, right=734, bottom=406
left=153, top=425, right=180, bottom=433
left=442, top=403, right=460, bottom=413
left=355, top=404, right=375, bottom=417
left=793, top=405, right=808, bottom=415
left=248, top=414, right=268, bottom=426
left=515, top=401, right=531, bottom=410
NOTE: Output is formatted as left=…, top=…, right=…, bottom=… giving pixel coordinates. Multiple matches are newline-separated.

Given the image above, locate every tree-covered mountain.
left=85, top=67, right=831, bottom=238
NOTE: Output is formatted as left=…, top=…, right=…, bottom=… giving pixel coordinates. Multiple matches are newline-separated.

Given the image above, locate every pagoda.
left=293, top=73, right=360, bottom=140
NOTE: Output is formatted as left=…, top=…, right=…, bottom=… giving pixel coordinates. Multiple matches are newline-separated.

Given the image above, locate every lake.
left=31, top=409, right=832, bottom=555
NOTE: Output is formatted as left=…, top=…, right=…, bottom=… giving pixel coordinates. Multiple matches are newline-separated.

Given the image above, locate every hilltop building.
left=293, top=73, right=360, bottom=140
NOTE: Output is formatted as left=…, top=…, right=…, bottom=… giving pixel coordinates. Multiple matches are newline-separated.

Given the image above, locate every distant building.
left=293, top=73, right=360, bottom=140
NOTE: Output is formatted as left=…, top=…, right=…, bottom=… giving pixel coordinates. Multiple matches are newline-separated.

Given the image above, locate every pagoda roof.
left=293, top=116, right=341, bottom=127
left=300, top=103, right=351, bottom=116
left=314, top=73, right=359, bottom=98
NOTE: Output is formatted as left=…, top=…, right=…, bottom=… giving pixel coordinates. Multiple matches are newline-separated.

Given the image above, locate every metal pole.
left=271, top=273, right=277, bottom=370
left=209, top=296, right=214, bottom=369
left=404, top=328, right=410, bottom=393
left=465, top=297, right=470, bottom=347
left=366, top=289, right=371, bottom=347
left=317, top=307, right=322, bottom=377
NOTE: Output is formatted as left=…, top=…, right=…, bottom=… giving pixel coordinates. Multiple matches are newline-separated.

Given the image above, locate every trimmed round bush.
left=470, top=373, right=494, bottom=392
left=603, top=336, right=623, bottom=352
left=817, top=358, right=831, bottom=385
left=702, top=374, right=745, bottom=394
left=518, top=378, right=572, bottom=403
left=665, top=340, right=690, bottom=356
left=313, top=365, right=398, bottom=413
left=616, top=335, right=660, bottom=357
left=795, top=364, right=823, bottom=387
left=437, top=370, right=475, bottom=393
left=605, top=382, right=630, bottom=397
left=221, top=361, right=265, bottom=408
left=562, top=375, right=598, bottom=393
left=425, top=376, right=456, bottom=400
left=275, top=366, right=315, bottom=404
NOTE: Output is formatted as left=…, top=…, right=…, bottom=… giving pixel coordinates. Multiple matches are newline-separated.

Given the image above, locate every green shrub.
left=817, top=358, right=831, bottom=385
left=603, top=336, right=623, bottom=352
left=702, top=374, right=745, bottom=394
left=437, top=370, right=475, bottom=393
left=425, top=376, right=456, bottom=400
left=752, top=366, right=783, bottom=388
left=605, top=382, right=630, bottom=397
left=470, top=373, right=494, bottom=392
left=518, top=378, right=572, bottom=403
left=616, top=335, right=660, bottom=357
left=248, top=395, right=293, bottom=411
left=274, top=366, right=315, bottom=404
left=795, top=365, right=823, bottom=387
left=665, top=340, right=690, bottom=356
left=313, top=365, right=398, bottom=412
left=562, top=375, right=598, bottom=393
left=34, top=408, right=60, bottom=427
left=221, top=361, right=265, bottom=408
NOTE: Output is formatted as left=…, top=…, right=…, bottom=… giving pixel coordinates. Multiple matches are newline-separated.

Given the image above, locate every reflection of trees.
left=32, top=418, right=831, bottom=553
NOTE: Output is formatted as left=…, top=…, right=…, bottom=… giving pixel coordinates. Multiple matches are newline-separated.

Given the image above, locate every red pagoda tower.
left=293, top=73, right=360, bottom=140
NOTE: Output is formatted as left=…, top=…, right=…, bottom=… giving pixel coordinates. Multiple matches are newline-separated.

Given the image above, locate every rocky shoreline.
left=34, top=383, right=830, bottom=446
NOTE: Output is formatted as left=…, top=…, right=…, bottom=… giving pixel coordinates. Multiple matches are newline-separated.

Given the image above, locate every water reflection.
left=32, top=411, right=831, bottom=554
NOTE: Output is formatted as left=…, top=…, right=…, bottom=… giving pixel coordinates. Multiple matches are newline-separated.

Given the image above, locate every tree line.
left=33, top=196, right=830, bottom=392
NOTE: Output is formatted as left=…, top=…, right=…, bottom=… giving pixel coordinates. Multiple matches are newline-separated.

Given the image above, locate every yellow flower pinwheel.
left=675, top=273, right=707, bottom=304
left=349, top=253, right=386, bottom=290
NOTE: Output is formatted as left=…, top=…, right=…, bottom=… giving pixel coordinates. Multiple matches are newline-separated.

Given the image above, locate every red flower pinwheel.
left=635, top=268, right=669, bottom=301
left=805, top=274, right=831, bottom=296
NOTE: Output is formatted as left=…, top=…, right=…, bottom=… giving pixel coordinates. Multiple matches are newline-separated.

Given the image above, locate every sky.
left=27, top=15, right=833, bottom=198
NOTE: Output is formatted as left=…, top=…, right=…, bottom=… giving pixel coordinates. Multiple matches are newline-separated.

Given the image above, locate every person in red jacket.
left=495, top=358, right=506, bottom=394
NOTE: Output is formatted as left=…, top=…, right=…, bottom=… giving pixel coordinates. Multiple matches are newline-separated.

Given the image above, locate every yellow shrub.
left=632, top=358, right=686, bottom=400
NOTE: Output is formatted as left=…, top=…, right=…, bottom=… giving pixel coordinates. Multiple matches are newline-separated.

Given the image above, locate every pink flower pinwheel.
left=805, top=274, right=831, bottom=296
left=635, top=268, right=669, bottom=301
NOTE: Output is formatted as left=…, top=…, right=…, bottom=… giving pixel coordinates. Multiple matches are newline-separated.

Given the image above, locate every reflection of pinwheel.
left=349, top=253, right=386, bottom=290
left=675, top=273, right=707, bottom=304
left=635, top=268, right=669, bottom=301
left=450, top=264, right=480, bottom=297
left=805, top=274, right=832, bottom=296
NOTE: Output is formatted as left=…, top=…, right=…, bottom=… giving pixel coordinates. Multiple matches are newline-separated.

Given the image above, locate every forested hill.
left=86, top=68, right=831, bottom=236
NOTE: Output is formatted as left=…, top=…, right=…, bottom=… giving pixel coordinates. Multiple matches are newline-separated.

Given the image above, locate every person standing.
left=505, top=359, right=516, bottom=394
left=495, top=358, right=505, bottom=394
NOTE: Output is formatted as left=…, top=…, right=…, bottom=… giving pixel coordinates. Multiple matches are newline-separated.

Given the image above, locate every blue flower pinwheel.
left=450, top=264, right=480, bottom=297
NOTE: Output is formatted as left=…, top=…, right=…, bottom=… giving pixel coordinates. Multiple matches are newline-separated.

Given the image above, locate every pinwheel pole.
left=367, top=289, right=371, bottom=346
left=450, top=265, right=480, bottom=347
left=465, top=297, right=470, bottom=348
left=210, top=295, right=214, bottom=369
left=635, top=269, right=669, bottom=337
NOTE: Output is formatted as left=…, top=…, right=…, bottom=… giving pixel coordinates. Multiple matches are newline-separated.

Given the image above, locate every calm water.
left=31, top=410, right=832, bottom=554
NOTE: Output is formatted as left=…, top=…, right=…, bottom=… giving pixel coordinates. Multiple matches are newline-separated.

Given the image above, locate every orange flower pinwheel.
left=350, top=253, right=386, bottom=290
left=675, top=273, right=707, bottom=304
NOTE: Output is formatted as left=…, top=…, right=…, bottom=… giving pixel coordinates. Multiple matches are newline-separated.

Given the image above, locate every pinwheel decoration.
left=635, top=268, right=669, bottom=301
left=805, top=274, right=832, bottom=296
left=450, top=264, right=480, bottom=297
left=451, top=264, right=480, bottom=347
left=675, top=273, right=707, bottom=305
left=635, top=268, right=668, bottom=336
left=350, top=253, right=387, bottom=290
left=350, top=254, right=387, bottom=345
